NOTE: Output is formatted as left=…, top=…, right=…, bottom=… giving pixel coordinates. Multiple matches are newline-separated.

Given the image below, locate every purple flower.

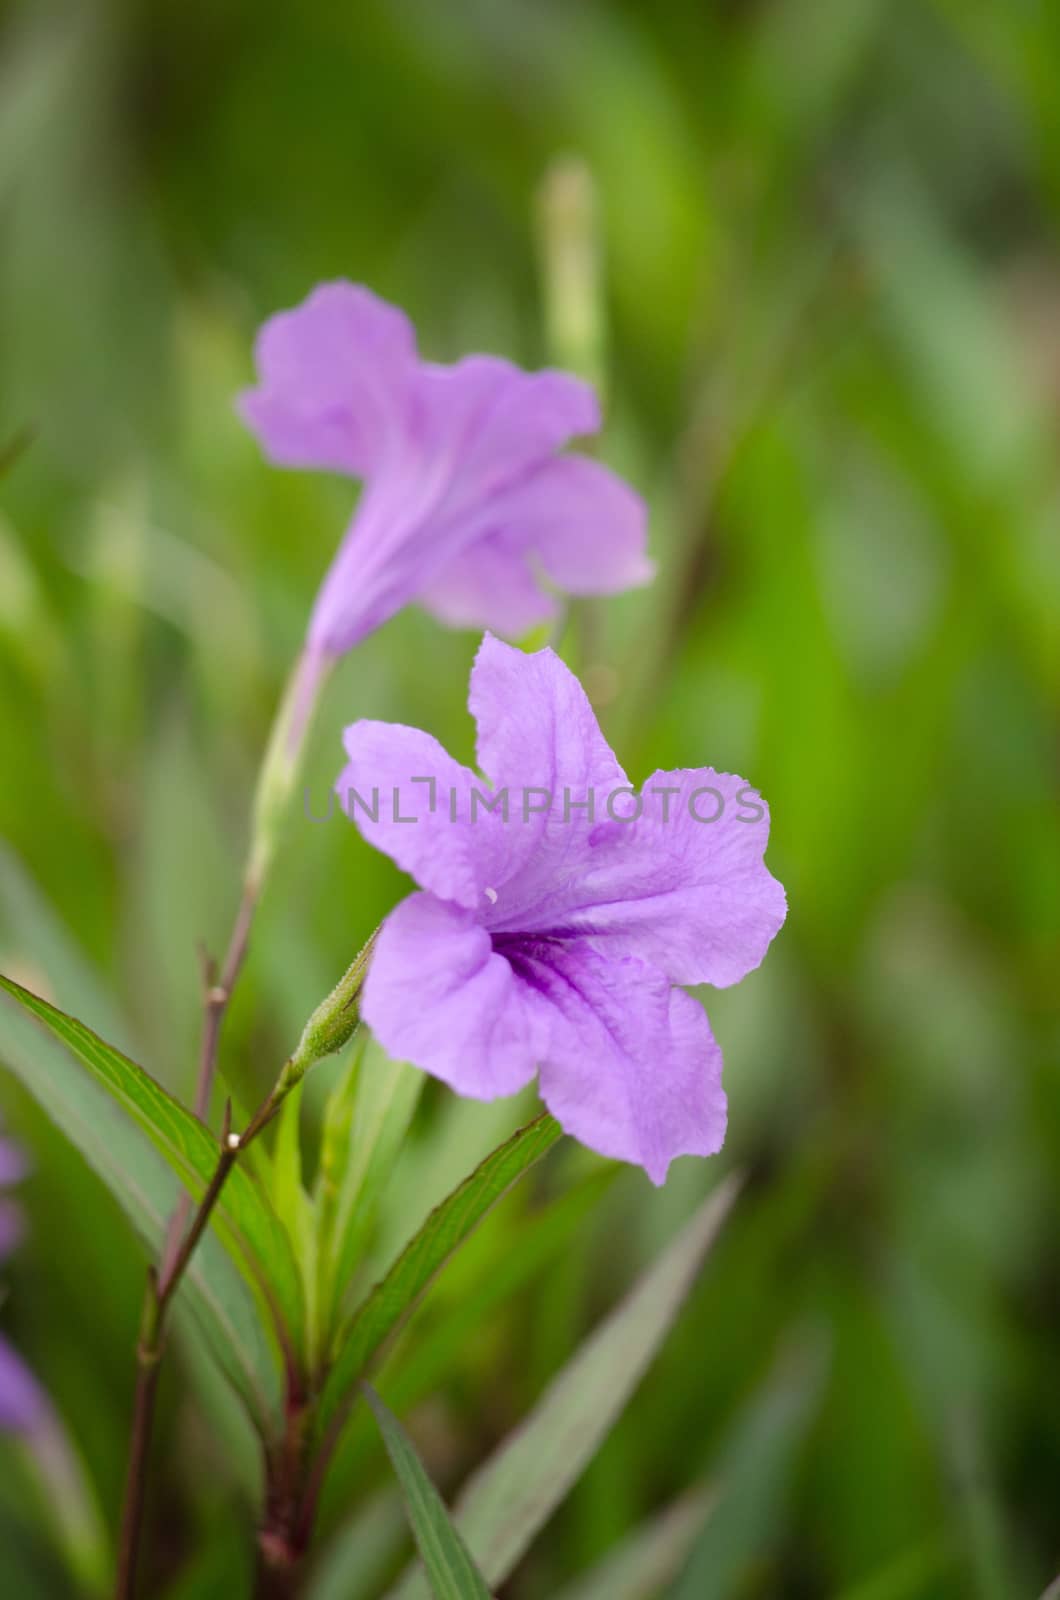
left=0, top=1126, right=43, bottom=1434
left=239, top=282, right=653, bottom=656
left=337, top=635, right=786, bottom=1184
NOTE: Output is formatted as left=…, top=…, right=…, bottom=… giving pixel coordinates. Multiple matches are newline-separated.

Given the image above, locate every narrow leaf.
left=271, top=1083, right=323, bottom=1364
left=317, top=1114, right=562, bottom=1441
left=0, top=996, right=280, bottom=1428
left=387, top=1168, right=614, bottom=1419
left=554, top=1489, right=714, bottom=1600
left=272, top=1080, right=305, bottom=1235
left=307, top=1492, right=407, bottom=1600
left=314, top=1168, right=609, bottom=1519
left=15, top=1407, right=110, bottom=1597
left=0, top=843, right=131, bottom=1050
left=364, top=1384, right=492, bottom=1600
left=388, top=1175, right=739, bottom=1599
left=0, top=972, right=305, bottom=1357
left=669, top=1330, right=829, bottom=1600
left=316, top=1032, right=423, bottom=1334
left=833, top=1538, right=957, bottom=1600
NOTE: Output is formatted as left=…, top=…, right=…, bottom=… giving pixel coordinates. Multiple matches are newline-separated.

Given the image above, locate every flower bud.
left=284, top=933, right=376, bottom=1086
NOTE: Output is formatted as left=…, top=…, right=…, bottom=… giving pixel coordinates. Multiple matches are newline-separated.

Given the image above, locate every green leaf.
left=0, top=971, right=306, bottom=1360
left=388, top=1176, right=739, bottom=1599
left=271, top=1082, right=324, bottom=1364
left=178, top=1311, right=266, bottom=1504
left=0, top=843, right=131, bottom=1051
left=316, top=1031, right=424, bottom=1336
left=0, top=988, right=281, bottom=1430
left=386, top=1167, right=615, bottom=1419
left=307, top=1492, right=407, bottom=1600
left=318, top=1167, right=613, bottom=1514
left=833, top=1537, right=957, bottom=1600
left=15, top=1408, right=110, bottom=1597
left=316, top=1114, right=562, bottom=1442
left=553, top=1489, right=714, bottom=1600
left=668, top=1330, right=829, bottom=1600
left=158, top=1519, right=253, bottom=1600
left=271, top=1079, right=305, bottom=1235
left=0, top=1495, right=54, bottom=1599
left=316, top=1168, right=611, bottom=1524
left=363, top=1385, right=492, bottom=1600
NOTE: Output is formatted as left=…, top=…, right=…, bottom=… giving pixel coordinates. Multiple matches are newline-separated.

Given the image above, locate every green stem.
left=114, top=948, right=371, bottom=1597
left=114, top=648, right=334, bottom=1598
left=248, top=646, right=334, bottom=892
left=115, top=1092, right=288, bottom=1600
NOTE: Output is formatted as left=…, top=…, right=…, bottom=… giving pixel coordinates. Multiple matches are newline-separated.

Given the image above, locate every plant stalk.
left=114, top=1092, right=288, bottom=1599
left=114, top=647, right=332, bottom=1598
left=113, top=956, right=366, bottom=1597
left=115, top=888, right=260, bottom=1600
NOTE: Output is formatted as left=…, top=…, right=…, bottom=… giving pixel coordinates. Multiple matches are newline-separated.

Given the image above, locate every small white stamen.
left=484, top=886, right=498, bottom=905
left=225, top=1132, right=242, bottom=1152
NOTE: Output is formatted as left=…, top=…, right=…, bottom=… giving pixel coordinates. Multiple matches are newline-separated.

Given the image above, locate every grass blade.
left=364, top=1385, right=492, bottom=1600
left=388, top=1175, right=739, bottom=1598
left=316, top=1114, right=562, bottom=1441
left=0, top=971, right=305, bottom=1359
left=0, top=997, right=279, bottom=1429
left=553, top=1489, right=714, bottom=1600
left=668, top=1330, right=829, bottom=1600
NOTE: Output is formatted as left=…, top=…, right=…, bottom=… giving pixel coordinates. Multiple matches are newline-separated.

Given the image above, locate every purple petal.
left=337, top=638, right=629, bottom=917
left=308, top=503, right=438, bottom=655
left=238, top=281, right=416, bottom=477
left=487, top=455, right=653, bottom=596
left=464, top=635, right=629, bottom=921
left=336, top=716, right=518, bottom=915
left=0, top=1138, right=26, bottom=1187
left=529, top=458, right=653, bottom=593
left=513, top=943, right=726, bottom=1185
left=571, top=768, right=787, bottom=987
left=239, top=284, right=654, bottom=656
left=411, top=357, right=599, bottom=519
left=470, top=634, right=626, bottom=798
left=418, top=531, right=560, bottom=637
left=362, top=894, right=544, bottom=1099
left=417, top=456, right=652, bottom=635
left=0, top=1334, right=44, bottom=1434
left=306, top=358, right=601, bottom=654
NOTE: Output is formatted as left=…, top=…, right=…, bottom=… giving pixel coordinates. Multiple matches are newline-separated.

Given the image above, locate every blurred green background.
left=0, top=0, right=1057, bottom=1595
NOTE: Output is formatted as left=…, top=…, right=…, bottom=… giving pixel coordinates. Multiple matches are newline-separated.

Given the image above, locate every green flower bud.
left=285, top=933, right=377, bottom=1086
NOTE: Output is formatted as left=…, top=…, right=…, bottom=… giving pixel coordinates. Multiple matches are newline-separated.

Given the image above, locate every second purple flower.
left=239, top=282, right=653, bottom=658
